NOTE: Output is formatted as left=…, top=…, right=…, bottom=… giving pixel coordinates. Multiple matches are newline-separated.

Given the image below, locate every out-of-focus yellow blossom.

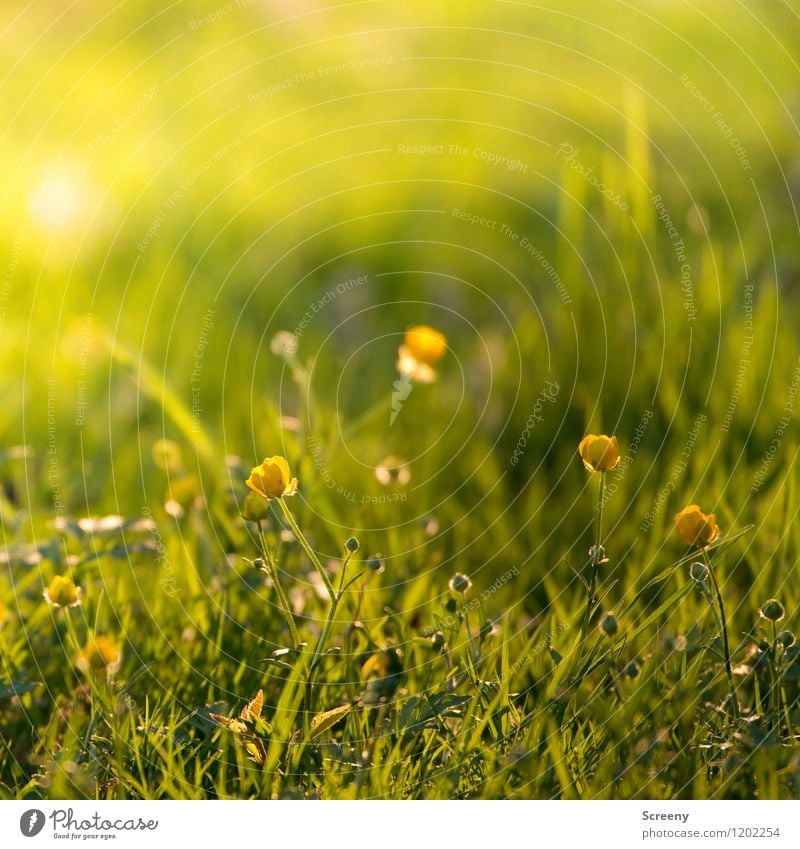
left=76, top=636, right=121, bottom=675
left=396, top=325, right=447, bottom=383
left=43, top=575, right=82, bottom=609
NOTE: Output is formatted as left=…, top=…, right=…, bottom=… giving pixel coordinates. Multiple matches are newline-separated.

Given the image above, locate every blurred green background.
left=2, top=0, right=800, bottom=601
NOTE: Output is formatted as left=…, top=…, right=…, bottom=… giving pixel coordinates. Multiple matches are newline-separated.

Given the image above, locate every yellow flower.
left=76, top=636, right=121, bottom=675
left=404, top=325, right=447, bottom=365
left=43, top=575, right=82, bottom=609
left=151, top=438, right=182, bottom=472
left=396, top=325, right=447, bottom=383
left=578, top=434, right=620, bottom=473
left=674, top=504, right=719, bottom=548
left=245, top=456, right=298, bottom=500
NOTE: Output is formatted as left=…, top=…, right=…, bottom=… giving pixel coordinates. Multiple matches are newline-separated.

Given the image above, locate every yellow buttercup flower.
left=674, top=504, right=719, bottom=548
left=404, top=325, right=447, bottom=365
left=397, top=325, right=447, bottom=383
left=43, top=575, right=82, bottom=609
left=76, top=636, right=121, bottom=675
left=578, top=434, right=620, bottom=473
left=246, top=456, right=298, bottom=500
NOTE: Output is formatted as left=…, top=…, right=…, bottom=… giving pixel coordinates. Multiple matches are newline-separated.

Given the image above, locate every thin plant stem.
left=701, top=547, right=740, bottom=722
left=258, top=523, right=300, bottom=648
left=770, top=620, right=783, bottom=735
left=463, top=607, right=480, bottom=676
left=569, top=471, right=606, bottom=688
left=277, top=497, right=335, bottom=600
left=304, top=548, right=357, bottom=716
left=581, top=471, right=606, bottom=641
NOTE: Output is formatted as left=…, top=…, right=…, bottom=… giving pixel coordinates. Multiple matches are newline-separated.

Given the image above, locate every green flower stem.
left=310, top=596, right=340, bottom=674
left=303, top=547, right=359, bottom=717
left=582, top=471, right=606, bottom=639
left=303, top=589, right=343, bottom=721
left=770, top=620, right=782, bottom=734
left=701, top=547, right=740, bottom=722
left=567, top=471, right=606, bottom=687
left=257, top=523, right=300, bottom=648
left=277, top=497, right=335, bottom=601
left=338, top=550, right=355, bottom=596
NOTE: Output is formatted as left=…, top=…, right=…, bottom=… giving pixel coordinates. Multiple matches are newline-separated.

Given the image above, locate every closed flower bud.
left=760, top=598, right=785, bottom=622
left=689, top=561, right=709, bottom=582
left=270, top=331, right=299, bottom=359
left=674, top=505, right=719, bottom=548
left=777, top=630, right=796, bottom=648
left=578, top=434, right=620, bottom=473
left=599, top=612, right=619, bottom=637
left=366, top=554, right=384, bottom=574
left=242, top=491, right=270, bottom=523
left=152, top=438, right=183, bottom=472
left=431, top=631, right=446, bottom=651
left=622, top=660, right=641, bottom=679
left=345, top=537, right=360, bottom=553
left=449, top=573, right=472, bottom=595
left=589, top=545, right=608, bottom=565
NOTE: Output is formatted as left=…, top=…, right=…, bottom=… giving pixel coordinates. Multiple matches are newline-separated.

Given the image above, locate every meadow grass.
left=1, top=0, right=800, bottom=800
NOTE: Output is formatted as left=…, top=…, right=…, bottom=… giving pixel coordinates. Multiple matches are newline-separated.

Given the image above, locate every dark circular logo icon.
left=20, top=810, right=46, bottom=837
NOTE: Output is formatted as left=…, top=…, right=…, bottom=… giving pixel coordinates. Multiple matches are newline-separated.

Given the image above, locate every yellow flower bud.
left=43, top=575, right=82, bottom=609
left=76, top=636, right=121, bottom=675
left=245, top=456, right=298, bottom=500
left=578, top=434, right=620, bottom=473
left=674, top=504, right=719, bottom=548
left=396, top=325, right=447, bottom=383
left=404, top=325, right=447, bottom=365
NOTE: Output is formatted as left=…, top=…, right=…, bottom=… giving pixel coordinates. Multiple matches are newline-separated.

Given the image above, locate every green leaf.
left=0, top=679, right=42, bottom=699
left=309, top=704, right=352, bottom=740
